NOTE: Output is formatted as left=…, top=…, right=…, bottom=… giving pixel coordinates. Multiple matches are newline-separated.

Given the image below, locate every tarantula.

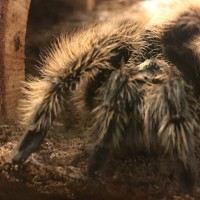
left=12, top=0, right=200, bottom=195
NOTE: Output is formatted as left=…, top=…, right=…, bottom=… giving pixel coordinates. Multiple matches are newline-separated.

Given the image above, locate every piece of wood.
left=0, top=0, right=30, bottom=120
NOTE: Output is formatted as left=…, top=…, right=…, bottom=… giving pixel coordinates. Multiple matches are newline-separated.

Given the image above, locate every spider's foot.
left=173, top=156, right=197, bottom=195
left=87, top=144, right=110, bottom=177
left=11, top=129, right=45, bottom=164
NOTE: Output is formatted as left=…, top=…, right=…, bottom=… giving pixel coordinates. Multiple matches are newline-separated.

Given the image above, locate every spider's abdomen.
left=144, top=0, right=200, bottom=96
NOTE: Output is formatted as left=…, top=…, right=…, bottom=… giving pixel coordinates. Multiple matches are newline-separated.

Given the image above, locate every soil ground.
left=1, top=0, right=200, bottom=200
left=1, top=118, right=200, bottom=200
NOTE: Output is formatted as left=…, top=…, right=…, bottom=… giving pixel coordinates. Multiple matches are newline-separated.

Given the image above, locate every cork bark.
left=0, top=0, right=30, bottom=120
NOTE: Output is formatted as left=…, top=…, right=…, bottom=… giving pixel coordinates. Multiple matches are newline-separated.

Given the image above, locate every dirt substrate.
left=0, top=118, right=200, bottom=200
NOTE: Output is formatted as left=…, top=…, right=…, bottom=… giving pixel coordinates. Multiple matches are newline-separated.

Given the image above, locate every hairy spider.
left=12, top=0, right=200, bottom=195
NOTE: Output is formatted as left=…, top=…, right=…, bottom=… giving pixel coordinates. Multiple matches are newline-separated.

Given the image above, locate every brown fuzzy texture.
left=12, top=0, right=200, bottom=195
left=19, top=17, right=146, bottom=127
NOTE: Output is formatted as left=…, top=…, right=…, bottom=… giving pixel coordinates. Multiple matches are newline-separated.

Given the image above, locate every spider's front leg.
left=11, top=60, right=114, bottom=164
left=145, top=77, right=198, bottom=194
left=88, top=70, right=140, bottom=176
left=11, top=18, right=144, bottom=164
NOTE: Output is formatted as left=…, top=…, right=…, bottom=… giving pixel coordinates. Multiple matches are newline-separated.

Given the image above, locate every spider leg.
left=145, top=77, right=198, bottom=194
left=11, top=51, right=117, bottom=164
left=88, top=70, right=140, bottom=176
left=12, top=19, right=143, bottom=164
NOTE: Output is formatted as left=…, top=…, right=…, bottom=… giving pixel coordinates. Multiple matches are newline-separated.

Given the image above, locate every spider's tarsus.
left=172, top=153, right=197, bottom=195
left=87, top=143, right=110, bottom=177
left=12, top=129, right=46, bottom=164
